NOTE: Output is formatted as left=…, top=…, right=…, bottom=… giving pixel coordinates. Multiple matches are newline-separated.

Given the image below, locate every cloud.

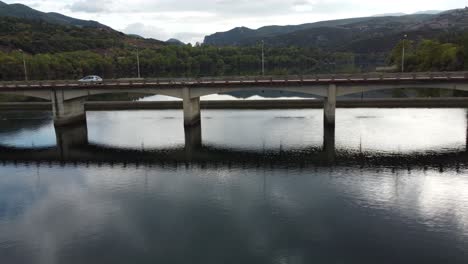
left=68, top=0, right=111, bottom=13
left=66, top=0, right=314, bottom=16
left=173, top=32, right=206, bottom=44
left=3, top=0, right=467, bottom=44
left=122, top=22, right=208, bottom=42
left=123, top=22, right=170, bottom=41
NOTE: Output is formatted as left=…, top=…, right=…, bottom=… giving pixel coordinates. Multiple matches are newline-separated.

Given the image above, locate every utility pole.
left=136, top=46, right=141, bottom=78
left=19, top=49, right=28, bottom=81
left=261, top=40, right=265, bottom=76
left=401, top=34, right=407, bottom=73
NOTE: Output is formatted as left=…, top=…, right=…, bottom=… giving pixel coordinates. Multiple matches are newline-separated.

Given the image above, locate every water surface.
left=1, top=108, right=468, bottom=264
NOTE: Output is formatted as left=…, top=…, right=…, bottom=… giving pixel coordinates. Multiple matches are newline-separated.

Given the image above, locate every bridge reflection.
left=2, top=121, right=468, bottom=170
left=55, top=121, right=88, bottom=159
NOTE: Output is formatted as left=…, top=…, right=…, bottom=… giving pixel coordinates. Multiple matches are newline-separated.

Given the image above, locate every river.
left=1, top=106, right=468, bottom=263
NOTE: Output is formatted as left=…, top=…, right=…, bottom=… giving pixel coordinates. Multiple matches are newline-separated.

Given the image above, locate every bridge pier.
left=182, top=88, right=201, bottom=127
left=51, top=90, right=86, bottom=127
left=324, top=84, right=336, bottom=126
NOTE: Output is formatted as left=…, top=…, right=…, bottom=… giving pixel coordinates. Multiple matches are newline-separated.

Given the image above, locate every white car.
left=78, top=75, right=103, bottom=84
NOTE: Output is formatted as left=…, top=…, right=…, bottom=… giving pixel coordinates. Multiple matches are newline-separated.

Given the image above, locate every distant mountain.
left=203, top=8, right=468, bottom=52
left=413, top=10, right=442, bottom=15
left=166, top=38, right=185, bottom=45
left=373, top=11, right=443, bottom=17
left=127, top=34, right=144, bottom=39
left=204, top=17, right=375, bottom=46
left=372, top=13, right=406, bottom=17
left=407, top=8, right=468, bottom=30
left=0, top=0, right=109, bottom=29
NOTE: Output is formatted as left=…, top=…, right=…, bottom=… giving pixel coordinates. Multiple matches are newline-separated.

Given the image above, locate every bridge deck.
left=1, top=72, right=468, bottom=90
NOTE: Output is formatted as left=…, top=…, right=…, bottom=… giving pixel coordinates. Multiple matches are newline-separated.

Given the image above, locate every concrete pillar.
left=324, top=84, right=337, bottom=126
left=55, top=121, right=88, bottom=160
left=51, top=90, right=86, bottom=127
left=182, top=87, right=201, bottom=127
left=184, top=124, right=202, bottom=160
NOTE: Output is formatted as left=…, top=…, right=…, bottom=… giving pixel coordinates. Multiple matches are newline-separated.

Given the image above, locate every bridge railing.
left=112, top=72, right=468, bottom=83
left=1, top=71, right=468, bottom=88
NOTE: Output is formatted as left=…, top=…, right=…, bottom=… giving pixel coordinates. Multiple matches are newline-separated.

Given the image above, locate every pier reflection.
left=184, top=124, right=202, bottom=159
left=323, top=123, right=335, bottom=163
left=55, top=121, right=88, bottom=160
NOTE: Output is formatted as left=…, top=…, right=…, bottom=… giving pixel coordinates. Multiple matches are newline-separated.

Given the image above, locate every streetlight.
left=135, top=46, right=141, bottom=78
left=401, top=34, right=408, bottom=72
left=19, top=49, right=28, bottom=81
left=261, top=40, right=265, bottom=76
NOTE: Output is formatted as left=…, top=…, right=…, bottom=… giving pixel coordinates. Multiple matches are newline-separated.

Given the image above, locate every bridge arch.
left=59, top=88, right=184, bottom=101
left=189, top=85, right=329, bottom=99
left=0, top=91, right=51, bottom=101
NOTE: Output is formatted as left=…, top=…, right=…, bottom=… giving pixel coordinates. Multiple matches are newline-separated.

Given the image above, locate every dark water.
left=1, top=108, right=468, bottom=264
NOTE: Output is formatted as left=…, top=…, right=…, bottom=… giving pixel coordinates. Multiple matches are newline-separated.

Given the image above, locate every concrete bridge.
left=1, top=71, right=468, bottom=127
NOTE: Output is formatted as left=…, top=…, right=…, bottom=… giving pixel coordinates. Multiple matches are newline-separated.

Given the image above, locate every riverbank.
left=2, top=98, right=468, bottom=111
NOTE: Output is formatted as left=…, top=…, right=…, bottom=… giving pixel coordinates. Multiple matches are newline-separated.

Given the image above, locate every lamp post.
left=136, top=46, right=141, bottom=78
left=401, top=34, right=408, bottom=72
left=261, top=40, right=265, bottom=76
left=19, top=49, right=28, bottom=81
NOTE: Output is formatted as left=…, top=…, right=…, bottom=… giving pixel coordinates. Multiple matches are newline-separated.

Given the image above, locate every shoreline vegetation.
left=1, top=29, right=468, bottom=83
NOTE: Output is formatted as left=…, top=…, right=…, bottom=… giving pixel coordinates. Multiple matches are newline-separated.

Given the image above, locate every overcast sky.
left=3, top=0, right=467, bottom=43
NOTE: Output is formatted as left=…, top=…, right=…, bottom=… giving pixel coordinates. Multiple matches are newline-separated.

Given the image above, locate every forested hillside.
left=0, top=17, right=164, bottom=54
left=0, top=45, right=361, bottom=81
left=389, top=34, right=468, bottom=72
left=0, top=0, right=108, bottom=28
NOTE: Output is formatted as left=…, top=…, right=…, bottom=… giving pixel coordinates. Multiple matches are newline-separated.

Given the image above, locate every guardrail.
left=1, top=72, right=468, bottom=89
